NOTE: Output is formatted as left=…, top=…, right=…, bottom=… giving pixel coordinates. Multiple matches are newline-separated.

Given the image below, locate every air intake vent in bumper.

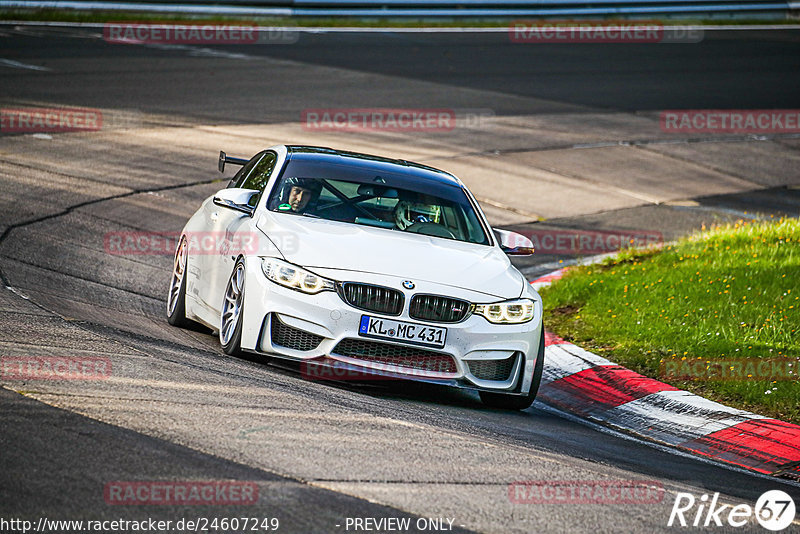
left=467, top=354, right=518, bottom=381
left=271, top=315, right=324, bottom=352
left=332, top=338, right=457, bottom=374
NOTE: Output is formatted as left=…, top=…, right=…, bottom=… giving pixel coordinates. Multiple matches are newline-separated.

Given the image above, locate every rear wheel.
left=220, top=258, right=246, bottom=356
left=167, top=237, right=190, bottom=327
left=479, top=330, right=545, bottom=410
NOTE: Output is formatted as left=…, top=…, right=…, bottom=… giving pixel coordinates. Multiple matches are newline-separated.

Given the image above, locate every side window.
left=228, top=152, right=263, bottom=189
left=228, top=151, right=277, bottom=207
left=240, top=152, right=277, bottom=193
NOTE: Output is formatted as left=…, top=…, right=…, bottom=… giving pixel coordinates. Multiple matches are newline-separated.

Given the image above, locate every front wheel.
left=167, top=236, right=190, bottom=327
left=220, top=258, right=246, bottom=356
left=479, top=330, right=545, bottom=410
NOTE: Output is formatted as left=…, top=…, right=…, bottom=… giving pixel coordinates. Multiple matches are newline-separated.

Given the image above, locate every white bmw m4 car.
left=167, top=145, right=544, bottom=409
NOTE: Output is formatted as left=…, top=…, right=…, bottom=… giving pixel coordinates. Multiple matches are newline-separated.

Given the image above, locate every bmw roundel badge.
left=402, top=280, right=415, bottom=290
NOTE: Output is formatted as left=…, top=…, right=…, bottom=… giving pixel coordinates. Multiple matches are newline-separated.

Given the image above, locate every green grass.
left=541, top=217, right=800, bottom=424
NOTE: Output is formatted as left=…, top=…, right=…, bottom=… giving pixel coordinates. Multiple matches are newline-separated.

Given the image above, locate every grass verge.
left=540, top=217, right=800, bottom=424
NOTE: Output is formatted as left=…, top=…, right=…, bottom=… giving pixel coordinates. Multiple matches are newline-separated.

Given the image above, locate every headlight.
left=474, top=298, right=535, bottom=324
left=261, top=258, right=335, bottom=294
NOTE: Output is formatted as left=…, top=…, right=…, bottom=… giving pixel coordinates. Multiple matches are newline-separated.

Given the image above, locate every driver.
left=275, top=177, right=321, bottom=213
left=394, top=200, right=442, bottom=230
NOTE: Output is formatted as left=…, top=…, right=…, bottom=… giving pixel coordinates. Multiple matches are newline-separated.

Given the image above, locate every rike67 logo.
left=668, top=490, right=796, bottom=531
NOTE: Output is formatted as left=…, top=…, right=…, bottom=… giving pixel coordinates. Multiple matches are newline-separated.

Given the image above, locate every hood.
left=256, top=213, right=524, bottom=299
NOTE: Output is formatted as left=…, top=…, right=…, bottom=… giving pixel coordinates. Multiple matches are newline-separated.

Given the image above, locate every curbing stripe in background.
left=533, top=268, right=800, bottom=479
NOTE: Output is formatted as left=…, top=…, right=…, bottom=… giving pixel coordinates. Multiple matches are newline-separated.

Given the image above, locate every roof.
left=285, top=145, right=462, bottom=188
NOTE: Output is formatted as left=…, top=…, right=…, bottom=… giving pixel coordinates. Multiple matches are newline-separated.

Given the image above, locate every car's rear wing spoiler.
left=218, top=151, right=248, bottom=173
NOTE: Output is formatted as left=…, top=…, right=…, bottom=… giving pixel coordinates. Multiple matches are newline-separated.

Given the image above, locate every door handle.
left=210, top=212, right=219, bottom=222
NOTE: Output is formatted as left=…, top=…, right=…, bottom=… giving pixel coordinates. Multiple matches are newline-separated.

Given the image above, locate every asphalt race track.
left=1, top=24, right=800, bottom=533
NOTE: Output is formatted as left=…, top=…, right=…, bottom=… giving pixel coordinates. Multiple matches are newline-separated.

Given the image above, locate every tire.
left=167, top=236, right=191, bottom=327
left=479, top=329, right=545, bottom=410
left=220, top=258, right=246, bottom=356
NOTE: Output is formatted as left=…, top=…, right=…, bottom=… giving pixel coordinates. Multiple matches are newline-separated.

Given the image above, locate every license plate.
left=358, top=315, right=447, bottom=348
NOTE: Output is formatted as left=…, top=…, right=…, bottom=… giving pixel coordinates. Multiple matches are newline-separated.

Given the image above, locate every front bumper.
left=240, top=262, right=543, bottom=395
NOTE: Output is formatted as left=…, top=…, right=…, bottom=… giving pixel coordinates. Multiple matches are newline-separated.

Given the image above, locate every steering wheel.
left=405, top=222, right=456, bottom=239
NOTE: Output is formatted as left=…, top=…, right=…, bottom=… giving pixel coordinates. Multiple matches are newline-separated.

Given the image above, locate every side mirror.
left=494, top=229, right=534, bottom=256
left=212, top=188, right=260, bottom=216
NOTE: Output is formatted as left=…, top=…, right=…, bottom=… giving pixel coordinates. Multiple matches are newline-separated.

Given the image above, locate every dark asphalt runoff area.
left=1, top=24, right=799, bottom=533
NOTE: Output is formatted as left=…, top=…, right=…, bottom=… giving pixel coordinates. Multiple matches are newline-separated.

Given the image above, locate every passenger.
left=394, top=200, right=442, bottom=230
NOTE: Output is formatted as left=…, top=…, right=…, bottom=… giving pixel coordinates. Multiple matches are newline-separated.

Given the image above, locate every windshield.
left=266, top=162, right=490, bottom=245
